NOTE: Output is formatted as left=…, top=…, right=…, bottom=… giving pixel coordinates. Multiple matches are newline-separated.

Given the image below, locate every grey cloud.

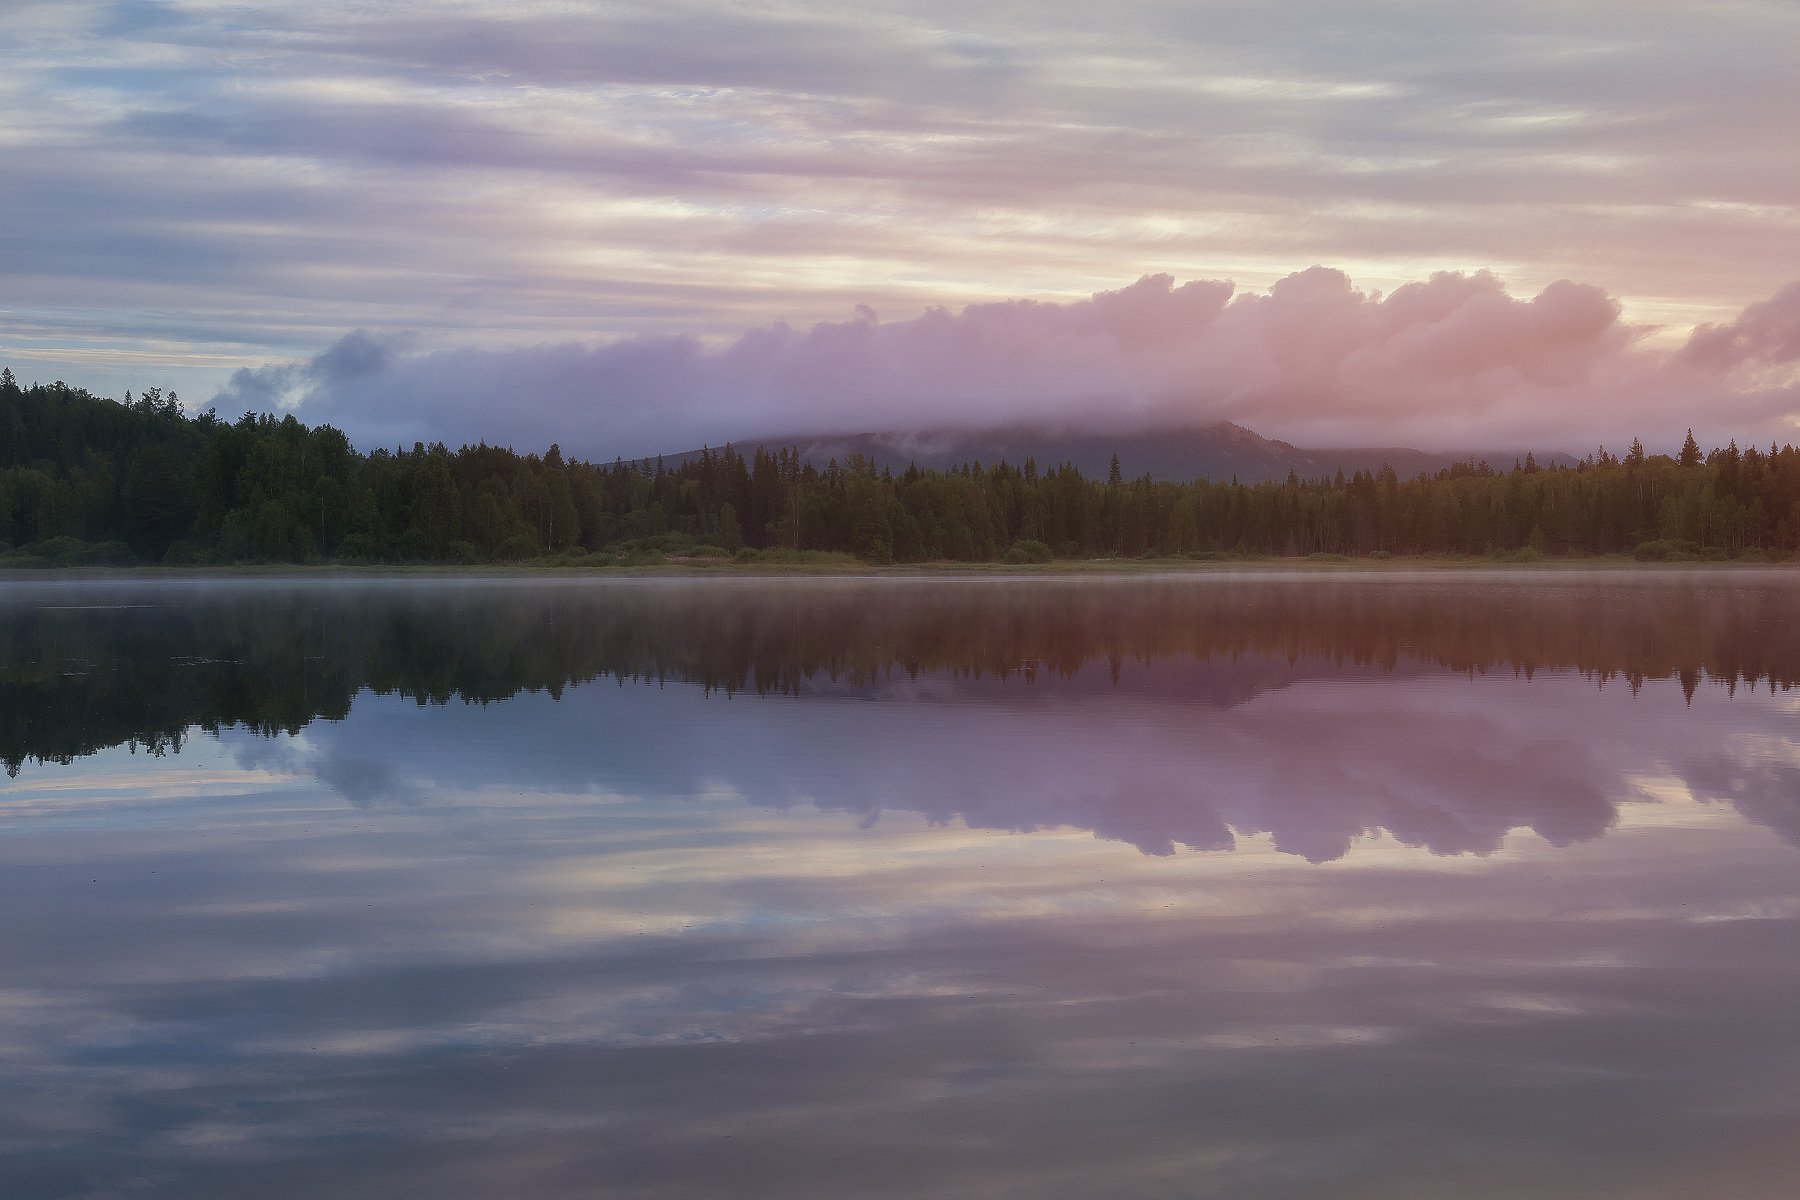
left=219, top=330, right=408, bottom=416
left=311, top=328, right=400, bottom=383
left=217, top=362, right=298, bottom=411
left=97, top=0, right=187, bottom=37
left=313, top=5, right=1032, bottom=102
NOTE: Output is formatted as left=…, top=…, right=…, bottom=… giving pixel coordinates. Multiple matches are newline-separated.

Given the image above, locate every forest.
left=5, top=367, right=1800, bottom=567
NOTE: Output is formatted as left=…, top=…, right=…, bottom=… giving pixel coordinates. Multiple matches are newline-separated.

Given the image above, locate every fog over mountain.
left=212, top=270, right=1800, bottom=462
left=690, top=422, right=1578, bottom=484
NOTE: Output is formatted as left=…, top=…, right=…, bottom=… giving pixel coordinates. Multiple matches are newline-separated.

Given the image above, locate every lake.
left=2, top=571, right=1798, bottom=1199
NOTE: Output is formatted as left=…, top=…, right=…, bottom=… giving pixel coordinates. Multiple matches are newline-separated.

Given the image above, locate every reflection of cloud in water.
left=225, top=657, right=1792, bottom=861
left=1677, top=747, right=1800, bottom=846
left=232, top=731, right=422, bottom=809
left=1, top=796, right=1796, bottom=1200
left=312, top=752, right=420, bottom=809
left=6, top=677, right=1800, bottom=1198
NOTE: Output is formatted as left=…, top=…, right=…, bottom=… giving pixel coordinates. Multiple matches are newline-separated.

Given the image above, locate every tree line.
left=5, top=367, right=1800, bottom=565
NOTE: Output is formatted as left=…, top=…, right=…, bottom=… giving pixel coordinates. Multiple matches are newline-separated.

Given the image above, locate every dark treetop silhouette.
left=3, top=370, right=1796, bottom=566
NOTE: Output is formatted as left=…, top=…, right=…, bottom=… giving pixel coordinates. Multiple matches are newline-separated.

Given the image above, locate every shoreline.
left=4, top=555, right=1798, bottom=582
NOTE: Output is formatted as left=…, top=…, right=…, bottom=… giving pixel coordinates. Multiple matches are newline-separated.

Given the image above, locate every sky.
left=3, top=0, right=1799, bottom=455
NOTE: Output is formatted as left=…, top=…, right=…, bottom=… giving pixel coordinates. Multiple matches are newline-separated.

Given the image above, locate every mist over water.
left=3, top=573, right=1798, bottom=1198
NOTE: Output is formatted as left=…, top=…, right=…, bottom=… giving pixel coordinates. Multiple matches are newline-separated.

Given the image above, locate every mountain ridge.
left=650, top=422, right=1579, bottom=483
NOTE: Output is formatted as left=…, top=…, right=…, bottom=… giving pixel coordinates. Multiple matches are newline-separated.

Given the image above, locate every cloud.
left=214, top=270, right=1800, bottom=455
left=1678, top=281, right=1800, bottom=376
left=7, top=0, right=1800, bottom=411
left=220, top=328, right=405, bottom=412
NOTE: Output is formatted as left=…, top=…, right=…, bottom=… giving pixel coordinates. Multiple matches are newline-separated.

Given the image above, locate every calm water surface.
left=2, top=572, right=1798, bottom=1199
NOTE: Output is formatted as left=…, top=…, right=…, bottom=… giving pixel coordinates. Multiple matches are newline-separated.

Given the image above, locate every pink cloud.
left=222, top=269, right=1800, bottom=457
left=1678, top=281, right=1800, bottom=375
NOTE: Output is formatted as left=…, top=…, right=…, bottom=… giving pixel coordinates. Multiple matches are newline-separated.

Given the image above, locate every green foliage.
left=161, top=539, right=212, bottom=567
left=740, top=548, right=861, bottom=567
left=1634, top=539, right=1704, bottom=562
left=1004, top=538, right=1054, bottom=564
left=717, top=501, right=742, bottom=552
left=0, top=537, right=136, bottom=568
left=8, top=365, right=1800, bottom=569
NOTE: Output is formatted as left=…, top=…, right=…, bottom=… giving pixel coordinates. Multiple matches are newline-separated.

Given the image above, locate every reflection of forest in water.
left=5, top=573, right=1799, bottom=867
left=5, top=572, right=1797, bottom=778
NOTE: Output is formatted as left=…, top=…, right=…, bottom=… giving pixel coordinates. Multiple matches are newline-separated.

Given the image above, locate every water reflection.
left=2, top=573, right=1798, bottom=1199
left=197, top=658, right=1788, bottom=860
left=4, top=574, right=1797, bottom=857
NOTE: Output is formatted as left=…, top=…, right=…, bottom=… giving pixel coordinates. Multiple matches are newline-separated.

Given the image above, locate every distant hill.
left=655, top=422, right=1578, bottom=483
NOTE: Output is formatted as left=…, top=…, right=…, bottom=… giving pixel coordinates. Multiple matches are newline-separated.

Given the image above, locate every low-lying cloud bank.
left=214, top=268, right=1800, bottom=458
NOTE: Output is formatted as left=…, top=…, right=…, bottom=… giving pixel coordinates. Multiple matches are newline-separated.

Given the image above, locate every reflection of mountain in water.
left=792, top=654, right=1421, bottom=709
left=778, top=664, right=1621, bottom=860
